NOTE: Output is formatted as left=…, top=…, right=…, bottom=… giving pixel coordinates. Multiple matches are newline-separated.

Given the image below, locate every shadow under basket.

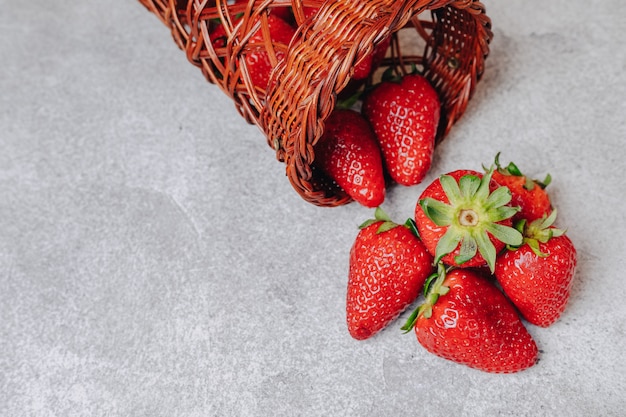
left=138, top=0, right=493, bottom=207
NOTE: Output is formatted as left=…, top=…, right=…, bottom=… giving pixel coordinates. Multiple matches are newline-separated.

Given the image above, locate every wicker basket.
left=138, top=0, right=493, bottom=206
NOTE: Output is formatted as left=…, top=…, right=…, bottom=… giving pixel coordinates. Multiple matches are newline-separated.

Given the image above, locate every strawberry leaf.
left=359, top=218, right=378, bottom=229
left=374, top=206, right=392, bottom=222
left=492, top=206, right=520, bottom=222
left=475, top=230, right=498, bottom=272
left=456, top=234, right=478, bottom=264
left=459, top=174, right=481, bottom=198
left=476, top=170, right=494, bottom=201
left=506, top=161, right=523, bottom=177
left=377, top=221, right=399, bottom=234
left=486, top=185, right=513, bottom=209
left=420, top=198, right=455, bottom=227
left=538, top=173, right=552, bottom=189
left=404, top=218, right=421, bottom=239
left=526, top=237, right=548, bottom=257
left=486, top=222, right=524, bottom=246
left=440, top=174, right=463, bottom=206
left=400, top=307, right=420, bottom=333
left=435, top=228, right=462, bottom=264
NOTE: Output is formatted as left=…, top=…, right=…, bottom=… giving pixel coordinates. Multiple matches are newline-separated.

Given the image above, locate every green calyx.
left=511, top=209, right=566, bottom=257
left=419, top=169, right=523, bottom=272
left=359, top=207, right=420, bottom=237
left=492, top=152, right=552, bottom=191
left=401, top=262, right=450, bottom=332
left=380, top=63, right=421, bottom=83
left=335, top=89, right=364, bottom=110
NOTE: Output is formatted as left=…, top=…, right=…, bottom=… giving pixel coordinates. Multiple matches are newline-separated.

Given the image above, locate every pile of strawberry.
left=315, top=73, right=439, bottom=207
left=346, top=155, right=578, bottom=373
left=210, top=6, right=578, bottom=373
left=209, top=3, right=439, bottom=206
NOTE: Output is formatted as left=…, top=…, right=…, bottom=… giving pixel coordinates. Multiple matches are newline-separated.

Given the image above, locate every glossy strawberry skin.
left=347, top=222, right=434, bottom=340
left=210, top=14, right=296, bottom=91
left=495, top=234, right=577, bottom=327
left=414, top=170, right=512, bottom=268
left=362, top=74, right=440, bottom=186
left=352, top=36, right=391, bottom=80
left=492, top=170, right=552, bottom=222
left=314, top=109, right=385, bottom=207
left=415, top=269, right=539, bottom=373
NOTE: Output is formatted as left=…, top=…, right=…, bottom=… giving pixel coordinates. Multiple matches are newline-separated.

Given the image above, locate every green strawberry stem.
left=419, top=169, right=523, bottom=272
left=401, top=262, right=450, bottom=332
left=511, top=209, right=566, bottom=257
left=335, top=90, right=364, bottom=110
left=492, top=152, right=552, bottom=190
left=360, top=207, right=419, bottom=237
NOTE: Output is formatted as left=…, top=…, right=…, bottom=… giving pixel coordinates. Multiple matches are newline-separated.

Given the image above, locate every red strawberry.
left=210, top=14, right=296, bottom=91
left=267, top=5, right=294, bottom=23
left=414, top=169, right=523, bottom=272
left=362, top=74, right=440, bottom=186
left=403, top=267, right=539, bottom=373
left=489, top=153, right=553, bottom=222
left=347, top=208, right=435, bottom=340
left=314, top=109, right=385, bottom=207
left=495, top=209, right=577, bottom=327
left=352, top=36, right=391, bottom=80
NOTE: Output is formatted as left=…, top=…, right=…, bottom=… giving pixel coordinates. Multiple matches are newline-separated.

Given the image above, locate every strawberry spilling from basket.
left=346, top=157, right=577, bottom=373
left=137, top=0, right=576, bottom=374
left=137, top=0, right=493, bottom=206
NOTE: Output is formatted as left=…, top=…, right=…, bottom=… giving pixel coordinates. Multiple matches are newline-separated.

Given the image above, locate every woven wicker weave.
left=138, top=0, right=493, bottom=206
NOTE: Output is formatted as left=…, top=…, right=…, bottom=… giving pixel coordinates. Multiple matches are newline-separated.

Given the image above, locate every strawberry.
left=352, top=36, right=391, bottom=81
left=314, top=109, right=385, bottom=207
left=402, top=267, right=539, bottom=373
left=414, top=169, right=523, bottom=272
left=495, top=209, right=577, bottom=327
left=209, top=14, right=296, bottom=91
left=267, top=5, right=294, bottom=23
left=489, top=152, right=553, bottom=222
left=362, top=73, right=440, bottom=186
left=347, top=208, right=435, bottom=340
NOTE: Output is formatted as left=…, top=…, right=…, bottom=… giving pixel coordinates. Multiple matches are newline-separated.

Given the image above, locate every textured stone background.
left=1, top=1, right=625, bottom=415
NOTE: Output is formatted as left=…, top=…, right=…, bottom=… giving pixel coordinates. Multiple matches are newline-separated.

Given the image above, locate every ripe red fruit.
left=495, top=210, right=577, bottom=327
left=352, top=37, right=391, bottom=80
left=362, top=74, right=440, bottom=186
left=209, top=14, right=296, bottom=91
left=404, top=268, right=539, bottom=373
left=314, top=109, right=386, bottom=207
left=414, top=169, right=523, bottom=272
left=347, top=208, right=434, bottom=340
left=489, top=153, right=553, bottom=222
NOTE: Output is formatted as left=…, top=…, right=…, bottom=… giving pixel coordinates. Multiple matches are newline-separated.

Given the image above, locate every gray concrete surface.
left=1, top=0, right=625, bottom=415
